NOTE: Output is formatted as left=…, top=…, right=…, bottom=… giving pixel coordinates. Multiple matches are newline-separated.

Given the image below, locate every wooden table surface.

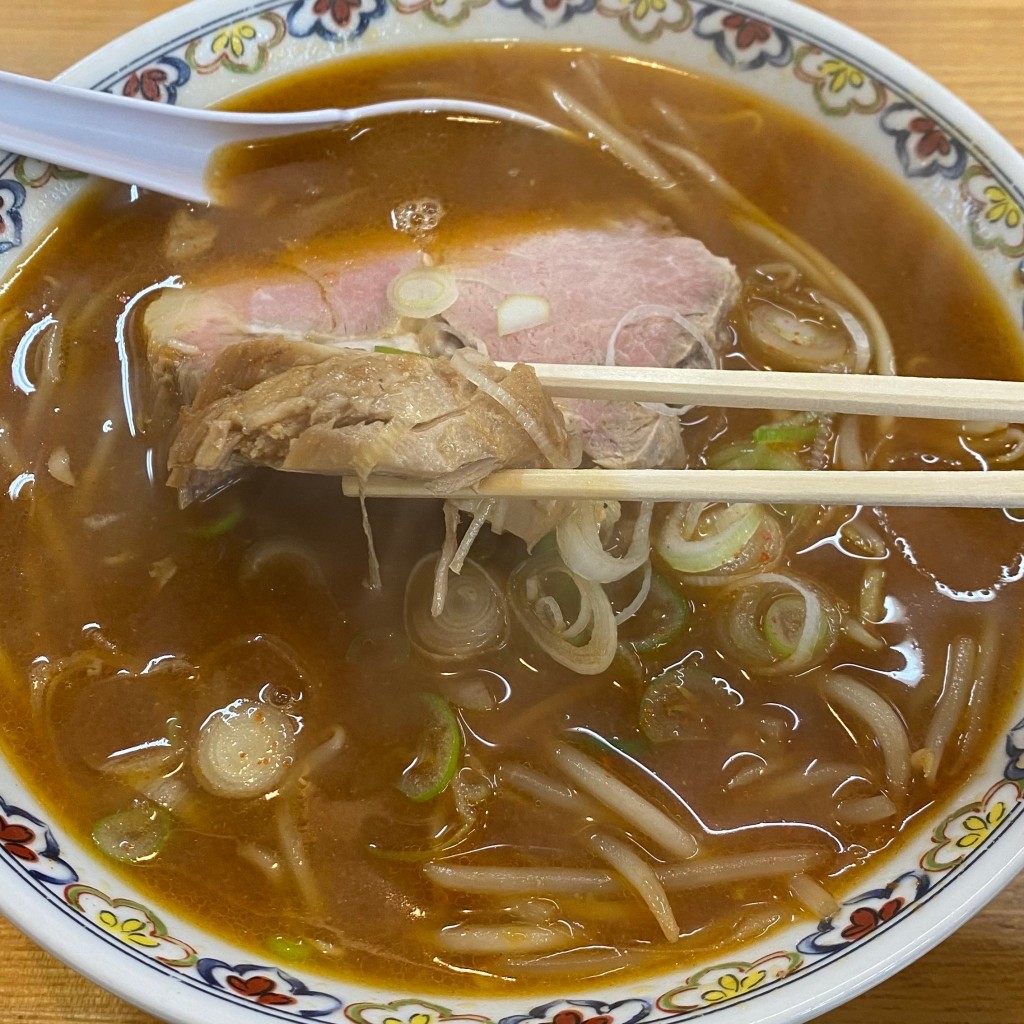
left=2, top=1, right=1024, bottom=1021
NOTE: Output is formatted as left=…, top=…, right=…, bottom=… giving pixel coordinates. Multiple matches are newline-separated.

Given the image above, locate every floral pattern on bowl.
left=287, top=0, right=389, bottom=41
left=658, top=951, right=803, bottom=1010
left=962, top=166, right=1024, bottom=258
left=692, top=8, right=792, bottom=70
left=1, top=761, right=1021, bottom=1020
left=879, top=103, right=968, bottom=179
left=1, top=1, right=1024, bottom=1022
left=595, top=0, right=692, bottom=44
left=796, top=871, right=930, bottom=956
left=117, top=56, right=193, bottom=103
left=0, top=179, right=26, bottom=256
left=66, top=885, right=199, bottom=967
left=501, top=998, right=650, bottom=1024
left=196, top=960, right=343, bottom=1016
left=185, top=13, right=288, bottom=74
left=793, top=46, right=887, bottom=116
left=0, top=795, right=77, bottom=885
left=921, top=780, right=1024, bottom=872
left=347, top=997, right=492, bottom=1024
left=1, top=0, right=1020, bottom=323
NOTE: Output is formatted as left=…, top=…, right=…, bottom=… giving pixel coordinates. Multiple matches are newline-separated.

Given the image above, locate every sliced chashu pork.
left=147, top=221, right=740, bottom=479
left=148, top=245, right=420, bottom=402
left=442, top=222, right=737, bottom=365
left=166, top=339, right=573, bottom=502
left=440, top=222, right=739, bottom=469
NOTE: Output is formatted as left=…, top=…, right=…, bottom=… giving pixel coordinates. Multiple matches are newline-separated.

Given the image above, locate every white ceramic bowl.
left=2, top=2, right=1024, bottom=1022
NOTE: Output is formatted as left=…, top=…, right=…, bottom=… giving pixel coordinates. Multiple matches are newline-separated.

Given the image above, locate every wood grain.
left=343, top=468, right=1024, bottom=505
left=512, top=365, right=1024, bottom=420
left=1, top=1, right=1023, bottom=1022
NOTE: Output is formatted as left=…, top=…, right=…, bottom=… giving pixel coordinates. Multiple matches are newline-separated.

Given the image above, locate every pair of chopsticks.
left=340, top=365, right=1024, bottom=507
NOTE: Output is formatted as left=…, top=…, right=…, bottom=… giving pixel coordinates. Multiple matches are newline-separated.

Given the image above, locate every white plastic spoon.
left=0, top=68, right=557, bottom=205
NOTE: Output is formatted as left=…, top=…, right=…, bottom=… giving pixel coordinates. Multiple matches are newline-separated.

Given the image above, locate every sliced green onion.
left=188, top=503, right=243, bottom=539
left=657, top=502, right=762, bottom=573
left=640, top=673, right=695, bottom=743
left=398, top=694, right=461, bottom=802
left=610, top=643, right=645, bottom=692
left=614, top=562, right=653, bottom=627
left=193, top=698, right=297, bottom=800
left=763, top=593, right=827, bottom=657
left=710, top=442, right=805, bottom=471
left=618, top=572, right=689, bottom=653
left=404, top=555, right=509, bottom=663
left=556, top=500, right=654, bottom=584
left=752, top=422, right=819, bottom=447
left=639, top=665, right=730, bottom=743
left=437, top=670, right=506, bottom=712
left=508, top=551, right=618, bottom=675
left=240, top=537, right=328, bottom=590
left=387, top=268, right=458, bottom=319
left=718, top=573, right=837, bottom=676
left=92, top=801, right=170, bottom=864
left=497, top=294, right=551, bottom=336
left=266, top=935, right=312, bottom=963
left=531, top=531, right=559, bottom=557
left=668, top=516, right=784, bottom=589
left=744, top=296, right=850, bottom=371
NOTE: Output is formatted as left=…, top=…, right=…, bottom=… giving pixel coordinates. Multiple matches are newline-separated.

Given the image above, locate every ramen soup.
left=2, top=43, right=1023, bottom=993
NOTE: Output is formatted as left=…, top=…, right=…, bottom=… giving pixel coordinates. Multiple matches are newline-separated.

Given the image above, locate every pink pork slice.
left=146, top=244, right=420, bottom=399
left=441, top=221, right=739, bottom=365
left=146, top=222, right=740, bottom=474
left=441, top=222, right=739, bottom=469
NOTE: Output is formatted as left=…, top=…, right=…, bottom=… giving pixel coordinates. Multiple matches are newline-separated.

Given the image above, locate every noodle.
left=731, top=905, right=786, bottom=943
left=503, top=944, right=644, bottom=977
left=553, top=743, right=698, bottom=859
left=920, top=635, right=977, bottom=783
left=836, top=794, right=898, bottom=825
left=449, top=499, right=495, bottom=575
left=275, top=803, right=322, bottom=913
left=0, top=414, right=25, bottom=477
left=860, top=565, right=887, bottom=622
left=238, top=844, right=284, bottom=885
left=789, top=873, right=840, bottom=919
left=958, top=618, right=1001, bottom=768
left=587, top=830, right=679, bottom=942
left=842, top=615, right=886, bottom=651
left=424, top=863, right=619, bottom=896
left=436, top=922, right=574, bottom=955
left=658, top=848, right=831, bottom=891
left=822, top=674, right=912, bottom=795
left=280, top=725, right=346, bottom=798
left=549, top=86, right=679, bottom=194
left=836, top=415, right=868, bottom=471
left=75, top=398, right=125, bottom=509
left=431, top=500, right=460, bottom=615
left=761, top=762, right=873, bottom=800
left=499, top=762, right=600, bottom=817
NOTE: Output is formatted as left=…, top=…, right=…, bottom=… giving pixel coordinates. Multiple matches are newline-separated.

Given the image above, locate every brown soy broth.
left=0, top=43, right=1022, bottom=993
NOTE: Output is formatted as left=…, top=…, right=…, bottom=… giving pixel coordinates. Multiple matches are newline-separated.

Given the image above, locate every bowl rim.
left=1, top=2, right=1024, bottom=1023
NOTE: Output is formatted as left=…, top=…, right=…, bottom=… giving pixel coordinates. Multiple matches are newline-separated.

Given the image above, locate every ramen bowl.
left=2, top=2, right=1024, bottom=1023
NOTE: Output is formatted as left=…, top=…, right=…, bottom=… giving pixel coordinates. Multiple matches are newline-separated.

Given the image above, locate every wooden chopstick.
left=498, top=364, right=1024, bottom=421
left=341, top=470, right=1024, bottom=507
left=338, top=366, right=1024, bottom=508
